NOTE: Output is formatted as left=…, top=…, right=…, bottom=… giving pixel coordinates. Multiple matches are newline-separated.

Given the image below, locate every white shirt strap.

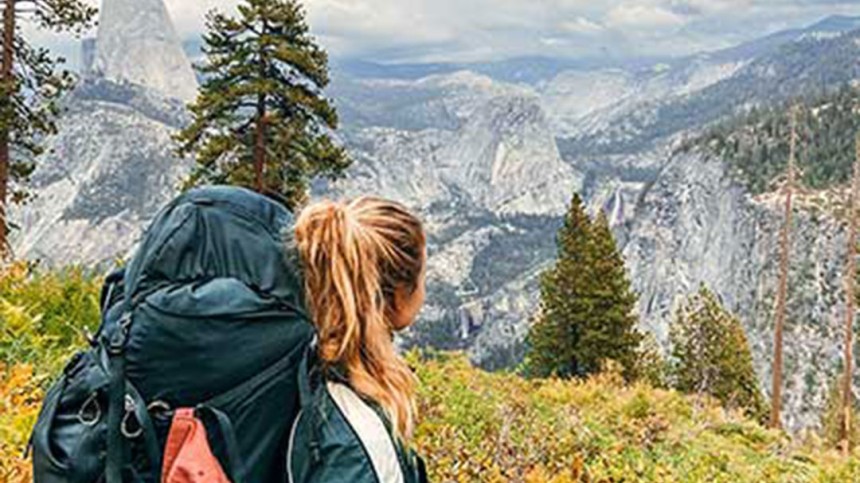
left=326, top=382, right=405, bottom=483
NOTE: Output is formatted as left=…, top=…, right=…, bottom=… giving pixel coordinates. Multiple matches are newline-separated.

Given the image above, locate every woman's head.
left=294, top=196, right=426, bottom=440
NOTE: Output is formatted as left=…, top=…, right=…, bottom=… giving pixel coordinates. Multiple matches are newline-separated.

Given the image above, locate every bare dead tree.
left=840, top=132, right=860, bottom=454
left=770, top=106, right=798, bottom=429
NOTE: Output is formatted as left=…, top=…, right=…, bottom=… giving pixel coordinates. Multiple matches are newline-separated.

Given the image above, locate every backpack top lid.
left=123, top=185, right=304, bottom=308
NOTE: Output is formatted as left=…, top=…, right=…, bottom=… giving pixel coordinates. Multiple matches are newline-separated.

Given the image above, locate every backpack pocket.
left=161, top=408, right=231, bottom=483
left=31, top=351, right=110, bottom=483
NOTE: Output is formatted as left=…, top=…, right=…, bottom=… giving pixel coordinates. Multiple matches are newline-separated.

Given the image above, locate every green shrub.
left=0, top=261, right=101, bottom=376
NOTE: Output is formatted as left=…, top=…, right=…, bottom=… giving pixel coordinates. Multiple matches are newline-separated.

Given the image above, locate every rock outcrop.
left=11, top=0, right=193, bottom=264
left=623, top=148, right=849, bottom=431
left=93, top=0, right=198, bottom=102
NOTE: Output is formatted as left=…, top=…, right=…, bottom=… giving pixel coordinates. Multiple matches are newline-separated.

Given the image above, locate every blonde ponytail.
left=294, top=196, right=425, bottom=440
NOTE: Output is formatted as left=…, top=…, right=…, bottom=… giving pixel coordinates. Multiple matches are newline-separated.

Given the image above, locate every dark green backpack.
left=30, top=186, right=315, bottom=483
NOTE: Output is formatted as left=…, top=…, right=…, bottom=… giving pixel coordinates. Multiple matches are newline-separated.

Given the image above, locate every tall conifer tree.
left=526, top=194, right=641, bottom=379
left=176, top=0, right=350, bottom=209
left=770, top=105, right=798, bottom=429
left=577, top=212, right=642, bottom=375
left=0, top=0, right=96, bottom=255
left=527, top=193, right=592, bottom=378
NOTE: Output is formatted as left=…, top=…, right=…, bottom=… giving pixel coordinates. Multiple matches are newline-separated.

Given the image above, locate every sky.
left=23, top=0, right=860, bottom=65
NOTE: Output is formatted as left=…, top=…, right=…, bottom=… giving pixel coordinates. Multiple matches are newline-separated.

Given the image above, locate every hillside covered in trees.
left=699, top=86, right=860, bottom=194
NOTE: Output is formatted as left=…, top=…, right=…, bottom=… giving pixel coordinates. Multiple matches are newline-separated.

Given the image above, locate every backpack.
left=288, top=351, right=428, bottom=483
left=30, top=186, right=315, bottom=483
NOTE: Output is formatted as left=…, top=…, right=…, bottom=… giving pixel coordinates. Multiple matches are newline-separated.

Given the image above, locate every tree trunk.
left=0, top=0, right=14, bottom=258
left=840, top=133, right=860, bottom=455
left=252, top=14, right=269, bottom=194
left=254, top=94, right=265, bottom=193
left=770, top=107, right=797, bottom=429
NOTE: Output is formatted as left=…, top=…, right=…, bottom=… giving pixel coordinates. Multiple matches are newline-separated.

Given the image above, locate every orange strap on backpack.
left=161, top=408, right=232, bottom=483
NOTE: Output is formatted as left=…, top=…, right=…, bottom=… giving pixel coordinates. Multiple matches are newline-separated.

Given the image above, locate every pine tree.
left=526, top=193, right=592, bottom=378
left=821, top=376, right=860, bottom=449
left=0, top=0, right=96, bottom=255
left=525, top=194, right=642, bottom=380
left=577, top=211, right=642, bottom=376
left=670, top=285, right=767, bottom=422
left=176, top=0, right=350, bottom=209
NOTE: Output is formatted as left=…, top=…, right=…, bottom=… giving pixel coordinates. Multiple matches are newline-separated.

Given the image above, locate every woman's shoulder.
left=325, top=381, right=406, bottom=483
left=288, top=378, right=427, bottom=483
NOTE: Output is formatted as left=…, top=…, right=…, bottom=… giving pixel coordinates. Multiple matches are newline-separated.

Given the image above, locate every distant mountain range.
left=12, top=4, right=860, bottom=432
left=326, top=13, right=860, bottom=432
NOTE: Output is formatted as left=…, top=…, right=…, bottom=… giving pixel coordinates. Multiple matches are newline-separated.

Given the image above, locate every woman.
left=29, top=187, right=426, bottom=483
left=290, top=196, right=427, bottom=482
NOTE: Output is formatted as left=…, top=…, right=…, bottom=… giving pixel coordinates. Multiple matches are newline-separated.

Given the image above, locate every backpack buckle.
left=108, top=312, right=133, bottom=355
left=84, top=327, right=97, bottom=347
left=77, top=393, right=102, bottom=426
left=121, top=394, right=143, bottom=439
left=147, top=400, right=174, bottom=422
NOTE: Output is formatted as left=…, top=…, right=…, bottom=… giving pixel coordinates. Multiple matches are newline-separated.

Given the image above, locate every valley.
left=11, top=1, right=860, bottom=433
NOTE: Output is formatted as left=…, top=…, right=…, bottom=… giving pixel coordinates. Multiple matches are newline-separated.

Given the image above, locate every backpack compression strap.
left=103, top=273, right=164, bottom=483
left=105, top=278, right=137, bottom=483
left=105, top=259, right=156, bottom=483
left=297, top=342, right=323, bottom=465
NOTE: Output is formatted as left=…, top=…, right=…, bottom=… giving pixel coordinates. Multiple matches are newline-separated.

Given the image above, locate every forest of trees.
left=700, top=85, right=860, bottom=194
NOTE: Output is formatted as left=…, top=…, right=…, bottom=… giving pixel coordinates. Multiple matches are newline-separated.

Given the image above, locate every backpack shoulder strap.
left=325, top=381, right=405, bottom=483
left=297, top=341, right=324, bottom=465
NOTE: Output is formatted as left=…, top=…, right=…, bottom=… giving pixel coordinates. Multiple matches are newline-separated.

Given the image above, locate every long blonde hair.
left=294, top=196, right=424, bottom=440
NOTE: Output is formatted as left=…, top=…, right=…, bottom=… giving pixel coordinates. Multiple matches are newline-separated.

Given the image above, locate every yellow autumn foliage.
left=2, top=264, right=860, bottom=482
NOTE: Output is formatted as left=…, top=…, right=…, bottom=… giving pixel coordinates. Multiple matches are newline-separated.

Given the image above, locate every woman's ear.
left=390, top=281, right=425, bottom=331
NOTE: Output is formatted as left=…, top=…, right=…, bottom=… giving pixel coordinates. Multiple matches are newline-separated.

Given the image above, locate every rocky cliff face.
left=328, top=76, right=580, bottom=365
left=11, top=81, right=191, bottom=265
left=623, top=148, right=849, bottom=431
left=93, top=0, right=198, bottom=102
left=539, top=58, right=746, bottom=140
left=11, top=0, right=193, bottom=264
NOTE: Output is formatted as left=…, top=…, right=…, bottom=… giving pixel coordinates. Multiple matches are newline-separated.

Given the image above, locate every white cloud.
left=540, top=37, right=570, bottom=47
left=669, top=0, right=754, bottom=15
left=17, top=0, right=860, bottom=65
left=303, top=0, right=459, bottom=56
left=560, top=17, right=605, bottom=35
left=605, top=4, right=688, bottom=30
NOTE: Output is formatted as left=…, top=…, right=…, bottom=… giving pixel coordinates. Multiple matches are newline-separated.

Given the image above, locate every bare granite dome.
left=93, top=0, right=198, bottom=102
